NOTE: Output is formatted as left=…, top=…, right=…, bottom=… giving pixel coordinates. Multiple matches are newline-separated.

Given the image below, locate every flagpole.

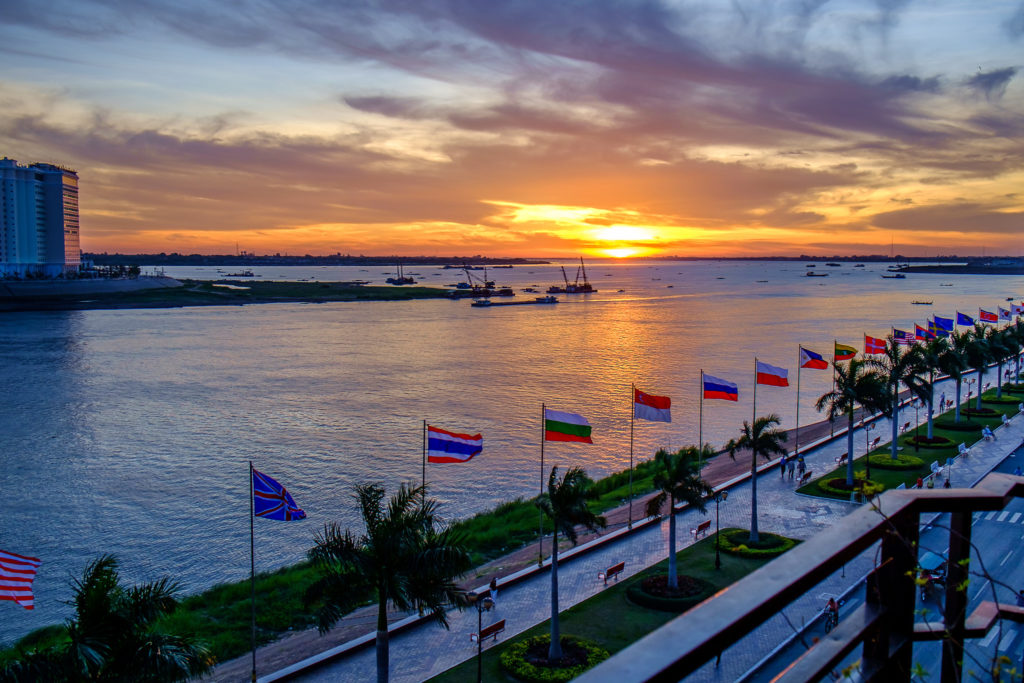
left=539, top=403, right=545, bottom=567
left=629, top=384, right=635, bottom=529
left=249, top=461, right=256, bottom=683
left=752, top=358, right=758, bottom=428
left=830, top=341, right=836, bottom=437
left=422, top=420, right=427, bottom=493
left=795, top=347, right=801, bottom=458
left=698, top=370, right=704, bottom=471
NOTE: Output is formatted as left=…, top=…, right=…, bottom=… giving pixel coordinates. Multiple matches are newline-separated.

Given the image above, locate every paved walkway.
left=276, top=373, right=1024, bottom=682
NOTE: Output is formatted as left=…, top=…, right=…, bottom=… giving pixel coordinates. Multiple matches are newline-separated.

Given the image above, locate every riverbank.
left=0, top=279, right=451, bottom=312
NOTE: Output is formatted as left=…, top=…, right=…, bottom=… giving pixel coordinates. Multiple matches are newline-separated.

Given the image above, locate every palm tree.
left=940, top=330, right=971, bottom=423
left=869, top=336, right=930, bottom=459
left=919, top=336, right=949, bottom=439
left=986, top=325, right=1011, bottom=398
left=536, top=466, right=606, bottom=662
left=725, top=415, right=787, bottom=544
left=0, top=555, right=211, bottom=682
left=815, top=358, right=889, bottom=486
left=965, top=324, right=992, bottom=411
left=1008, top=319, right=1024, bottom=382
left=645, top=446, right=713, bottom=590
left=306, top=483, right=471, bottom=683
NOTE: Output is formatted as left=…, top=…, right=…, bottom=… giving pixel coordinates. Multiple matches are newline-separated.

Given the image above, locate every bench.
left=691, top=520, right=711, bottom=539
left=798, top=470, right=813, bottom=487
left=471, top=619, right=506, bottom=643
left=599, top=561, right=625, bottom=584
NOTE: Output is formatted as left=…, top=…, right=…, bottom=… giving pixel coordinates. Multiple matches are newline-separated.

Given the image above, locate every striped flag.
left=893, top=329, right=914, bottom=346
left=799, top=347, right=829, bottom=369
left=0, top=549, right=41, bottom=610
left=979, top=309, right=998, bottom=323
left=834, top=343, right=857, bottom=361
left=703, top=374, right=739, bottom=401
left=427, top=425, right=483, bottom=463
left=544, top=408, right=593, bottom=443
left=755, top=360, right=789, bottom=387
left=633, top=388, right=671, bottom=423
left=252, top=468, right=306, bottom=522
left=864, top=334, right=886, bottom=354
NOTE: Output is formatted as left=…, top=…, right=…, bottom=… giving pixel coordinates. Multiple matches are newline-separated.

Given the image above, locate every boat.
left=547, top=258, right=597, bottom=294
left=806, top=264, right=816, bottom=268
left=881, top=273, right=906, bottom=279
left=912, top=301, right=933, bottom=305
left=385, top=262, right=415, bottom=285
left=825, top=262, right=841, bottom=267
left=806, top=271, right=829, bottom=277
left=854, top=264, right=865, bottom=268
left=471, top=296, right=557, bottom=307
left=226, top=269, right=254, bottom=277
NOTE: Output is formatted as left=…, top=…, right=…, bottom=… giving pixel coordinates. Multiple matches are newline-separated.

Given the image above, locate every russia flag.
left=427, top=426, right=483, bottom=463
left=703, top=374, right=739, bottom=401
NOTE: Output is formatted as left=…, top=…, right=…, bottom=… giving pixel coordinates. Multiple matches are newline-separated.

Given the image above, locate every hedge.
left=500, top=635, right=610, bottom=682
left=868, top=453, right=925, bottom=469
left=625, top=575, right=716, bottom=613
left=817, top=477, right=883, bottom=498
left=715, top=528, right=797, bottom=557
left=900, top=436, right=954, bottom=450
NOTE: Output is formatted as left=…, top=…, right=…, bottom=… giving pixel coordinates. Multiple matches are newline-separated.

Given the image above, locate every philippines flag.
left=0, top=549, right=41, bottom=611
left=933, top=316, right=954, bottom=333
left=252, top=468, right=306, bottom=522
left=703, top=374, right=738, bottom=401
left=800, top=347, right=828, bottom=369
left=865, top=335, right=886, bottom=354
left=893, top=329, right=914, bottom=346
left=956, top=312, right=974, bottom=326
left=979, top=309, right=998, bottom=323
left=916, top=324, right=935, bottom=341
left=634, top=388, right=671, bottom=423
left=755, top=361, right=789, bottom=387
left=999, top=306, right=1012, bottom=321
left=427, top=425, right=483, bottom=463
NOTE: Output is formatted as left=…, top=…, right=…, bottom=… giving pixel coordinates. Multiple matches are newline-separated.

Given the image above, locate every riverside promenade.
left=245, top=373, right=1024, bottom=683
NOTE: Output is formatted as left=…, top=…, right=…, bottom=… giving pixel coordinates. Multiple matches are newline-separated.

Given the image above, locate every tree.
left=645, top=446, right=713, bottom=589
left=306, top=483, right=471, bottom=683
left=725, top=415, right=788, bottom=544
left=815, top=358, right=889, bottom=486
left=919, top=336, right=949, bottom=439
left=965, top=324, right=992, bottom=411
left=939, top=330, right=971, bottom=423
left=985, top=325, right=1012, bottom=399
left=0, top=555, right=211, bottom=683
left=536, top=466, right=606, bottom=662
left=870, top=337, right=930, bottom=459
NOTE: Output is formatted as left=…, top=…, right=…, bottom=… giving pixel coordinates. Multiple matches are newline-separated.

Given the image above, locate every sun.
left=603, top=247, right=639, bottom=258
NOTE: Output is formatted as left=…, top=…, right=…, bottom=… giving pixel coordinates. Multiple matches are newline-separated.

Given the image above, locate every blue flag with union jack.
left=252, top=467, right=306, bottom=521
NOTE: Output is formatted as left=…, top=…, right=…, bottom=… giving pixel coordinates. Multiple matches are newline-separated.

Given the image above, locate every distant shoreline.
left=896, top=264, right=1024, bottom=275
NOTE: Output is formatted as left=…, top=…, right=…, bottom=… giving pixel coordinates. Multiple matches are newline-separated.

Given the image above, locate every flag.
left=864, top=335, right=886, bottom=354
left=979, top=309, right=998, bottom=323
left=933, top=316, right=954, bottom=332
left=999, top=306, right=1011, bottom=321
left=915, top=324, right=935, bottom=341
left=0, top=549, right=41, bottom=610
left=956, top=312, right=974, bottom=326
left=755, top=360, right=789, bottom=387
left=544, top=408, right=593, bottom=443
left=633, top=388, right=671, bottom=423
left=893, top=329, right=914, bottom=346
left=252, top=468, right=306, bottom=521
left=834, top=343, right=857, bottom=361
left=427, top=425, right=483, bottom=463
left=1012, top=302, right=1024, bottom=315
left=928, top=320, right=948, bottom=338
left=703, top=374, right=738, bottom=401
left=800, top=347, right=828, bottom=369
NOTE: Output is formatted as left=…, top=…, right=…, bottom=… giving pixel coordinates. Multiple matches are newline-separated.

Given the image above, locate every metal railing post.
left=941, top=511, right=972, bottom=683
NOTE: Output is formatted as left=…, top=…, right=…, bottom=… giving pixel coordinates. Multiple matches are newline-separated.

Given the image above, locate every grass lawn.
left=799, top=392, right=1014, bottom=500
left=427, top=532, right=790, bottom=682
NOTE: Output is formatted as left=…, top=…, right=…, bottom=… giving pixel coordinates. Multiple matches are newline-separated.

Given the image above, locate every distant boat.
left=912, top=300, right=933, bottom=305
left=806, top=271, right=829, bottom=277
left=881, top=273, right=906, bottom=279
left=854, top=263, right=865, bottom=268
left=806, top=264, right=816, bottom=268
left=385, top=262, right=415, bottom=285
left=825, top=262, right=841, bottom=267
left=471, top=295, right=557, bottom=307
left=547, top=257, right=596, bottom=294
left=226, top=269, right=254, bottom=277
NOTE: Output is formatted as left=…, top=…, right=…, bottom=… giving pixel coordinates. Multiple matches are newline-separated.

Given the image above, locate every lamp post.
left=966, top=379, right=976, bottom=420
left=863, top=421, right=876, bottom=481
left=468, top=592, right=495, bottom=683
left=713, top=490, right=729, bottom=570
left=912, top=400, right=922, bottom=451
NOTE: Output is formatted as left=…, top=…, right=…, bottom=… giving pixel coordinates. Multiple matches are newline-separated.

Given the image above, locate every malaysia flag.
left=0, top=549, right=41, bottom=611
left=893, top=329, right=914, bottom=346
left=427, top=425, right=483, bottom=463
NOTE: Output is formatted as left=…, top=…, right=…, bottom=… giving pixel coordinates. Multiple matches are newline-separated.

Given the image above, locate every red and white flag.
left=634, top=388, right=671, bottom=422
left=755, top=360, right=789, bottom=387
left=864, top=335, right=886, bottom=354
left=0, top=549, right=41, bottom=610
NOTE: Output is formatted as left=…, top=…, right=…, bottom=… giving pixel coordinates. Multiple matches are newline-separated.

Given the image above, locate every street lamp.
left=863, top=421, right=876, bottom=481
left=466, top=591, right=495, bottom=683
left=912, top=400, right=922, bottom=452
left=966, top=379, right=976, bottom=419
left=713, top=490, right=729, bottom=570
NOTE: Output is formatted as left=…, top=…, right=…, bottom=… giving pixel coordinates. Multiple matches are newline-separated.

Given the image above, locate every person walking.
left=788, top=458, right=796, bottom=480
left=780, top=454, right=788, bottom=479
left=796, top=456, right=806, bottom=480
left=489, top=577, right=498, bottom=604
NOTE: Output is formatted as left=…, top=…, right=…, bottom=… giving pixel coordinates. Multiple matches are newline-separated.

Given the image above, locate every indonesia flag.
left=427, top=425, right=483, bottom=463
left=0, top=549, right=41, bottom=610
left=800, top=347, right=828, bottom=369
left=703, top=374, right=739, bottom=401
left=979, top=309, right=998, bottom=323
left=865, top=335, right=886, bottom=354
left=634, top=388, right=671, bottom=423
left=755, top=361, right=789, bottom=387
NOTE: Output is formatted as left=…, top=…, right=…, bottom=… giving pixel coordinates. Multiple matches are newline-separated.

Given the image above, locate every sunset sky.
left=2, top=1, right=1022, bottom=258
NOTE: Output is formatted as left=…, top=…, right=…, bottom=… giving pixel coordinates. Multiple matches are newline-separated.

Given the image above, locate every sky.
left=1, top=0, right=1022, bottom=258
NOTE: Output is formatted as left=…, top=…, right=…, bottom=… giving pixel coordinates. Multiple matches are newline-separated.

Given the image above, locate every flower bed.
left=715, top=528, right=797, bottom=558
left=500, top=635, right=610, bottom=682
left=868, top=453, right=926, bottom=468
left=625, top=573, right=716, bottom=613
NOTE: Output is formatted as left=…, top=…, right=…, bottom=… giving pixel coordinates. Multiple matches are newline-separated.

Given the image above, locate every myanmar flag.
left=834, top=343, right=857, bottom=361
left=544, top=408, right=593, bottom=443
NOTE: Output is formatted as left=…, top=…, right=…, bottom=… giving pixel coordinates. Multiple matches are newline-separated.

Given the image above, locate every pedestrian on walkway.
left=797, top=457, right=806, bottom=479
left=943, top=479, right=951, bottom=488
left=1013, top=466, right=1021, bottom=477
left=939, top=392, right=946, bottom=412
left=490, top=577, right=498, bottom=604
left=788, top=458, right=796, bottom=480
left=916, top=477, right=923, bottom=489
left=1016, top=589, right=1024, bottom=608
left=780, top=454, right=788, bottom=479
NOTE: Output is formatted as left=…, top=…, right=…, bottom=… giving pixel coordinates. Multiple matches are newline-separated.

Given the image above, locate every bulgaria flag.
left=544, top=408, right=593, bottom=443
left=979, top=309, right=998, bottom=323
left=755, top=360, right=789, bottom=387
left=800, top=347, right=828, bottom=369
left=634, top=388, right=671, bottom=423
left=834, top=343, right=857, bottom=361
left=864, top=335, right=886, bottom=355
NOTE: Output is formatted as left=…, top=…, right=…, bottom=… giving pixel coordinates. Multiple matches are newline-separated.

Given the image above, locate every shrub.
left=500, top=634, right=610, bottom=682
left=716, top=528, right=797, bottom=557
left=902, top=436, right=954, bottom=449
left=817, top=477, right=884, bottom=498
left=868, top=453, right=926, bottom=469
left=935, top=418, right=990, bottom=432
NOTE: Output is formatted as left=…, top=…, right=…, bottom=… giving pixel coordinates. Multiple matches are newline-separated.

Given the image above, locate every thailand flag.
left=755, top=361, right=789, bottom=387
left=864, top=335, right=886, bottom=354
left=427, top=425, right=483, bottom=463
left=703, top=374, right=738, bottom=401
left=979, top=309, right=998, bottom=323
left=800, top=347, right=828, bottom=369
left=999, top=307, right=1011, bottom=321
left=634, top=388, right=671, bottom=423
left=956, top=312, right=974, bottom=326
left=252, top=468, right=306, bottom=522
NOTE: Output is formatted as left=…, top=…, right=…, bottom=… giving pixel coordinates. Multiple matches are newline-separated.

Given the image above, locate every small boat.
left=806, top=264, right=816, bottom=268
left=386, top=262, right=415, bottom=285
left=854, top=264, right=865, bottom=268
left=806, top=271, right=829, bottom=277
left=881, top=273, right=906, bottom=279
left=912, top=301, right=932, bottom=305
left=547, top=258, right=597, bottom=293
left=471, top=296, right=557, bottom=307
left=825, top=262, right=841, bottom=267
left=226, top=269, right=254, bottom=277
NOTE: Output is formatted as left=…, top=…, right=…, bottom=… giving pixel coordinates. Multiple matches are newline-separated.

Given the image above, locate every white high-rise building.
left=0, top=157, right=80, bottom=277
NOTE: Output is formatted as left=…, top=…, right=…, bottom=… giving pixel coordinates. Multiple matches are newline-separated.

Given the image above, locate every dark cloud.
left=871, top=203, right=1024, bottom=235
left=965, top=67, right=1017, bottom=99
left=1007, top=2, right=1024, bottom=40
